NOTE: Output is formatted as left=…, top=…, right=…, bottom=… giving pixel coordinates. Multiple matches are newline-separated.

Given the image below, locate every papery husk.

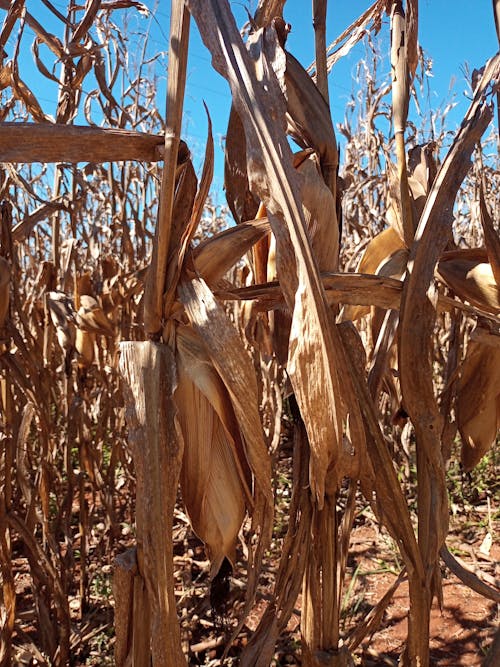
left=267, top=152, right=340, bottom=364
left=266, top=152, right=339, bottom=363
left=74, top=274, right=114, bottom=369
left=193, top=217, right=271, bottom=287
left=76, top=295, right=115, bottom=336
left=343, top=226, right=405, bottom=321
left=408, top=143, right=438, bottom=211
left=436, top=248, right=500, bottom=315
left=46, top=290, right=76, bottom=372
left=456, top=339, right=500, bottom=470
left=174, top=323, right=252, bottom=577
left=75, top=328, right=96, bottom=369
left=479, top=188, right=500, bottom=286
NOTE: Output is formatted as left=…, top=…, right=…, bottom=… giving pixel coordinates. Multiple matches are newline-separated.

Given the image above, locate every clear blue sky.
left=7, top=1, right=500, bottom=200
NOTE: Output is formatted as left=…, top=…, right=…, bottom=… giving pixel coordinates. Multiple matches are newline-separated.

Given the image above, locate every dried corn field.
left=0, top=0, right=499, bottom=665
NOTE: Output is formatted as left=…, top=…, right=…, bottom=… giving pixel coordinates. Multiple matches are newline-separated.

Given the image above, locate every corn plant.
left=0, top=1, right=499, bottom=666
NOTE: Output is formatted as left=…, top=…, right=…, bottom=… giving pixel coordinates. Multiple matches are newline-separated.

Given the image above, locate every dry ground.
left=10, top=447, right=499, bottom=666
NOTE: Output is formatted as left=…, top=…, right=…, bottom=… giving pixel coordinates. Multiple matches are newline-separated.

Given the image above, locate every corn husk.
left=436, top=248, right=500, bottom=315
left=343, top=226, right=406, bottom=321
left=76, top=295, right=115, bottom=336
left=174, top=324, right=252, bottom=577
left=46, top=290, right=76, bottom=354
left=193, top=217, right=270, bottom=287
left=75, top=328, right=96, bottom=368
left=74, top=274, right=115, bottom=370
left=456, top=339, right=500, bottom=470
left=479, top=188, right=500, bottom=286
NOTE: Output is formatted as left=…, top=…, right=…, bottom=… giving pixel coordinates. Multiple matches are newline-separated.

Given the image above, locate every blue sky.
left=7, top=1, right=500, bottom=200
left=180, top=0, right=498, bottom=195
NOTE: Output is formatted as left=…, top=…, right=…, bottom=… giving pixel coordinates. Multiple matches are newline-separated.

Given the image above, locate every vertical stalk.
left=120, top=341, right=186, bottom=666
left=0, top=198, right=13, bottom=667
left=0, top=380, right=14, bottom=667
left=51, top=168, right=62, bottom=278
left=143, top=1, right=190, bottom=335
left=390, top=1, right=414, bottom=246
left=302, top=493, right=347, bottom=666
left=313, top=0, right=329, bottom=105
left=493, top=0, right=500, bottom=156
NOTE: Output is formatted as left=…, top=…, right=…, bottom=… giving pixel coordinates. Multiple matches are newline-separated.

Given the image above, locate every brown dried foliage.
left=0, top=1, right=499, bottom=666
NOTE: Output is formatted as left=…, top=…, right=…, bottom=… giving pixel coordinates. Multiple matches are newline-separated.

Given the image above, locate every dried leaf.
left=406, top=0, right=419, bottom=82
left=143, top=1, right=191, bottom=334
left=164, top=107, right=212, bottom=313
left=187, top=3, right=352, bottom=504
left=0, top=122, right=166, bottom=163
left=71, top=0, right=101, bottom=45
left=398, top=54, right=500, bottom=615
left=436, top=248, right=500, bottom=315
left=0, top=0, right=64, bottom=58
left=318, top=0, right=390, bottom=74
left=224, top=106, right=260, bottom=224
left=456, top=340, right=500, bottom=470
left=479, top=188, right=500, bottom=286
left=194, top=217, right=271, bottom=286
left=0, top=0, right=24, bottom=54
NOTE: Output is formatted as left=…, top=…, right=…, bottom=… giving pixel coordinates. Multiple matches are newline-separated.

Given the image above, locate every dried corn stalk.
left=398, top=54, right=500, bottom=663
left=0, top=256, right=10, bottom=328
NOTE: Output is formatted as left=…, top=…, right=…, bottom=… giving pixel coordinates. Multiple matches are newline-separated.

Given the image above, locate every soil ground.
left=10, top=452, right=499, bottom=666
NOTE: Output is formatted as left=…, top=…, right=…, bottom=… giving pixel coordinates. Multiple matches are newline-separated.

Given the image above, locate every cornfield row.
left=0, top=1, right=499, bottom=665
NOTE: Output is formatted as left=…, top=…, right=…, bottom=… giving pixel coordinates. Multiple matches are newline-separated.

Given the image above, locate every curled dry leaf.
left=224, top=105, right=260, bottom=225
left=436, top=248, right=500, bottom=315
left=343, top=226, right=405, bottom=321
left=479, top=188, right=500, bottom=286
left=193, top=217, right=271, bottom=287
left=319, top=0, right=390, bottom=74
left=283, top=50, right=339, bottom=195
left=2, top=62, right=51, bottom=122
